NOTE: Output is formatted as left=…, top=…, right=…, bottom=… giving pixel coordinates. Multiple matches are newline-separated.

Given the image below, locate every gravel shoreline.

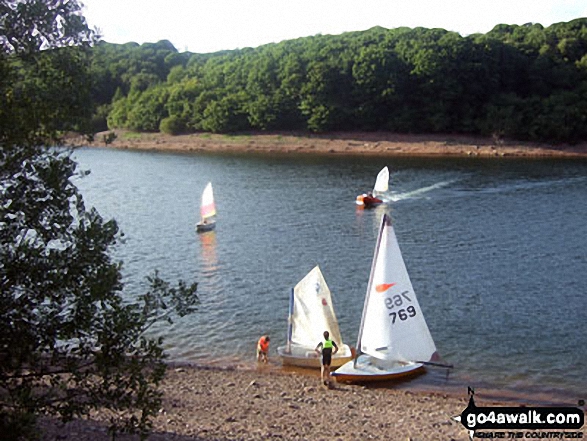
left=39, top=364, right=586, bottom=440
left=38, top=364, right=471, bottom=440
left=82, top=130, right=587, bottom=159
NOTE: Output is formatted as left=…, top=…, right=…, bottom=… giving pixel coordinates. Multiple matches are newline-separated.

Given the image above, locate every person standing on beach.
left=257, top=335, right=270, bottom=363
left=315, top=331, right=338, bottom=386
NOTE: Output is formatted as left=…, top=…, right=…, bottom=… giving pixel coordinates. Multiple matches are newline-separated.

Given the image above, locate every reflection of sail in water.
left=164, top=231, right=225, bottom=362
left=199, top=230, right=219, bottom=276
left=177, top=229, right=229, bottom=361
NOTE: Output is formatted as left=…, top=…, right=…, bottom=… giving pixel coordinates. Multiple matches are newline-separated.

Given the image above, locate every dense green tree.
left=160, top=114, right=184, bottom=134
left=300, top=58, right=355, bottom=131
left=1, top=2, right=199, bottom=439
left=164, top=76, right=202, bottom=132
left=89, top=39, right=183, bottom=130
left=245, top=52, right=280, bottom=129
left=126, top=85, right=169, bottom=132
left=1, top=0, right=96, bottom=147
left=480, top=93, right=528, bottom=140
left=533, top=87, right=587, bottom=142
left=273, top=51, right=306, bottom=129
left=199, top=91, right=249, bottom=132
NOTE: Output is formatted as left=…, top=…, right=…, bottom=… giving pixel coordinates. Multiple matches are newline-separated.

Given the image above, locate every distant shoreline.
left=83, top=130, right=587, bottom=158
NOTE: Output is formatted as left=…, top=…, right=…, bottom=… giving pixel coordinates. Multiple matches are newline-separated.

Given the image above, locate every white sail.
left=290, top=266, right=344, bottom=348
left=200, top=182, right=216, bottom=220
left=373, top=166, right=389, bottom=194
left=357, top=214, right=436, bottom=363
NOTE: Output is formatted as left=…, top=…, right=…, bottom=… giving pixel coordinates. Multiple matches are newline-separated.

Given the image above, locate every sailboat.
left=277, top=266, right=353, bottom=368
left=196, top=182, right=216, bottom=233
left=332, top=214, right=440, bottom=382
left=356, top=166, right=389, bottom=207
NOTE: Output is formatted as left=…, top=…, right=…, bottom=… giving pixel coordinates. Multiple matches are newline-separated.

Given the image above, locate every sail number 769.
left=385, top=291, right=417, bottom=324
left=389, top=306, right=417, bottom=324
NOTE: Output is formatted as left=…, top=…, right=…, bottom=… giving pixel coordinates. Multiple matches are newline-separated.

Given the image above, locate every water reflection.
left=198, top=230, right=219, bottom=274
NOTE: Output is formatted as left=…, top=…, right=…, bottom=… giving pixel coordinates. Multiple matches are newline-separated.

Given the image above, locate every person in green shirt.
left=315, top=330, right=339, bottom=386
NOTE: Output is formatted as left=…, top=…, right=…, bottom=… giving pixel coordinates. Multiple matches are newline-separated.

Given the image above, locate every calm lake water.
left=73, top=147, right=587, bottom=404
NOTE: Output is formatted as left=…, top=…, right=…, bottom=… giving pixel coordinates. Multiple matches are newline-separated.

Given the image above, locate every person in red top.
left=257, top=335, right=270, bottom=363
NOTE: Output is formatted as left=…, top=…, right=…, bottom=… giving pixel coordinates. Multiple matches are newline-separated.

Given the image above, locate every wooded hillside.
left=89, top=19, right=587, bottom=144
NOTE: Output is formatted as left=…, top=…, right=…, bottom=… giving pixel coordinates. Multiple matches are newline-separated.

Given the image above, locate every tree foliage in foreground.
left=0, top=2, right=199, bottom=439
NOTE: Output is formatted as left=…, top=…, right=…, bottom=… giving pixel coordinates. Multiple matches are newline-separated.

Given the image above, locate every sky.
left=81, top=0, right=587, bottom=54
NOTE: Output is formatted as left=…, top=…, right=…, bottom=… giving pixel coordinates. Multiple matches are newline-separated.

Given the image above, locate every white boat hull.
left=332, top=354, right=424, bottom=383
left=277, top=344, right=353, bottom=369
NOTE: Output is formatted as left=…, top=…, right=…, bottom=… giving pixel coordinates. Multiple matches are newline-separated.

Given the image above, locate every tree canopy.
left=86, top=19, right=587, bottom=144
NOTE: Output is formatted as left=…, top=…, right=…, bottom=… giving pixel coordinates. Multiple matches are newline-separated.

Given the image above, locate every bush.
left=160, top=115, right=185, bottom=135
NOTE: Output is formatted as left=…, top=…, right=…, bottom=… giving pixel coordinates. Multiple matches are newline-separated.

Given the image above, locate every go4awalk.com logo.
left=453, top=388, right=584, bottom=440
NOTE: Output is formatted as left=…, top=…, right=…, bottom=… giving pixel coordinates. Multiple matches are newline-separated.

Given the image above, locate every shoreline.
left=40, top=362, right=587, bottom=441
left=82, top=130, right=587, bottom=158
left=167, top=358, right=582, bottom=408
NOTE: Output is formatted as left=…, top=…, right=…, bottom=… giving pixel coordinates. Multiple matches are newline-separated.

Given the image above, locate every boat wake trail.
left=387, top=180, right=455, bottom=202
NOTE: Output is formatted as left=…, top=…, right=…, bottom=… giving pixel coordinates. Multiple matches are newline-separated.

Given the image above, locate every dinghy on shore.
left=333, top=214, right=443, bottom=382
left=278, top=266, right=353, bottom=368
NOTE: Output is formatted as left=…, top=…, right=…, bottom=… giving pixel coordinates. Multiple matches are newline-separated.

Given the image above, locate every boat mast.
left=354, top=213, right=390, bottom=366
left=286, top=287, right=294, bottom=353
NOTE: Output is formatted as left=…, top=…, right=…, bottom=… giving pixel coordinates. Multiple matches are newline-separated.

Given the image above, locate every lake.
left=73, top=147, right=587, bottom=404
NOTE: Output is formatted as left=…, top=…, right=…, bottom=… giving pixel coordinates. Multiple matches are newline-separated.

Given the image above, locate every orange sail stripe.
left=200, top=202, right=216, bottom=219
left=375, top=283, right=396, bottom=292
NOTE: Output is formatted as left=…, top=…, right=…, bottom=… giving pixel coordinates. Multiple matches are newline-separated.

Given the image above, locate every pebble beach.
left=37, top=363, right=493, bottom=440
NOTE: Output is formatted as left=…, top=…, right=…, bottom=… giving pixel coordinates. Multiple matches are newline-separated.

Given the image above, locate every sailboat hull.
left=277, top=344, right=353, bottom=369
left=355, top=194, right=383, bottom=207
left=196, top=221, right=216, bottom=232
left=332, top=355, right=424, bottom=383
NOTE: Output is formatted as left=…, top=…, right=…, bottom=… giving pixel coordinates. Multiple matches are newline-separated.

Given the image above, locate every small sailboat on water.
left=356, top=166, right=389, bottom=207
left=196, top=182, right=216, bottom=233
left=277, top=266, right=353, bottom=368
left=333, top=214, right=442, bottom=382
